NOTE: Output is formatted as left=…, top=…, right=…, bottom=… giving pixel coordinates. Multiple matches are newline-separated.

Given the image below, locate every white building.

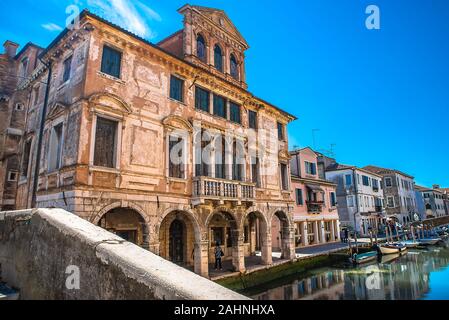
left=325, top=164, right=385, bottom=236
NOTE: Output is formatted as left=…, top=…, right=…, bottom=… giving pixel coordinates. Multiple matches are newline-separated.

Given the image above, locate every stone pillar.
left=250, top=221, right=257, bottom=254
left=281, top=225, right=296, bottom=260
left=336, top=220, right=341, bottom=241
left=330, top=220, right=335, bottom=242
left=231, top=229, right=246, bottom=273
left=194, top=240, right=210, bottom=278
left=320, top=220, right=326, bottom=244
left=302, top=222, right=309, bottom=247
left=313, top=221, right=319, bottom=244
left=261, top=228, right=272, bottom=265
left=149, top=241, right=160, bottom=255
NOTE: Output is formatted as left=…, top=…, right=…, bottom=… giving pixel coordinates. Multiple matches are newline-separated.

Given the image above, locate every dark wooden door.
left=169, top=220, right=184, bottom=264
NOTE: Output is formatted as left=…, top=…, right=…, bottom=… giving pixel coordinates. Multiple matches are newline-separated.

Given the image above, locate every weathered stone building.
left=4, top=5, right=297, bottom=278
left=0, top=41, right=43, bottom=211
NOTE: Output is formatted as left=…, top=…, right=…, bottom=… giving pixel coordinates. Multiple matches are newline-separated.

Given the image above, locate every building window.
left=232, top=139, right=244, bottom=181
left=347, top=195, right=354, bottom=207
left=330, top=192, right=337, bottom=207
left=387, top=196, right=395, bottom=208
left=214, top=45, right=223, bottom=72
left=230, top=102, right=241, bottom=124
left=15, top=103, right=24, bottom=111
left=195, top=86, right=210, bottom=112
left=373, top=179, right=379, bottom=190
left=296, top=189, right=304, bottom=205
left=362, top=175, right=370, bottom=186
left=305, top=161, right=317, bottom=175
left=213, top=94, right=226, bottom=119
left=21, top=139, right=32, bottom=177
left=195, top=130, right=210, bottom=177
left=215, top=136, right=226, bottom=179
left=168, top=135, right=185, bottom=179
left=169, top=75, right=184, bottom=102
left=7, top=171, right=18, bottom=182
left=48, top=123, right=64, bottom=172
left=385, top=177, right=392, bottom=187
left=101, top=45, right=122, bottom=78
left=230, top=54, right=239, bottom=80
left=345, top=174, right=352, bottom=186
left=62, top=56, right=72, bottom=83
left=94, top=117, right=118, bottom=168
left=248, top=110, right=257, bottom=130
left=251, top=156, right=260, bottom=186
left=196, top=34, right=207, bottom=62
left=277, top=122, right=285, bottom=141
left=280, top=163, right=289, bottom=191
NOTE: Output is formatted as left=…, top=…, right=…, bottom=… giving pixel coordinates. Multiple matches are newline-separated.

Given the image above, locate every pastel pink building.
left=289, top=148, right=340, bottom=248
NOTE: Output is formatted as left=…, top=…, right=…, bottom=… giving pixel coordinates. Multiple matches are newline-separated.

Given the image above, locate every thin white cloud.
left=42, top=22, right=63, bottom=32
left=87, top=0, right=160, bottom=39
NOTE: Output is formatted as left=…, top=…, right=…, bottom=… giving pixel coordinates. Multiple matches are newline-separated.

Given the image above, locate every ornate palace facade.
left=1, top=5, right=297, bottom=278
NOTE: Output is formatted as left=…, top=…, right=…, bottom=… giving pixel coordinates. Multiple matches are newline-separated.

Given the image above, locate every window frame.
left=169, top=75, right=185, bottom=103
left=296, top=188, right=304, bottom=206
left=214, top=44, right=223, bottom=72
left=229, top=101, right=241, bottom=124
left=90, top=114, right=121, bottom=170
left=213, top=94, right=227, bottom=119
left=7, top=171, right=18, bottom=182
left=167, top=133, right=188, bottom=180
left=195, top=86, right=210, bottom=113
left=62, top=55, right=73, bottom=84
left=248, top=110, right=258, bottom=130
left=277, top=122, right=285, bottom=141
left=47, top=120, right=65, bottom=173
left=100, top=44, right=123, bottom=79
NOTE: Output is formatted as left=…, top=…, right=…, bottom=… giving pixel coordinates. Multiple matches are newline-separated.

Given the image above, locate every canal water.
left=242, top=241, right=449, bottom=300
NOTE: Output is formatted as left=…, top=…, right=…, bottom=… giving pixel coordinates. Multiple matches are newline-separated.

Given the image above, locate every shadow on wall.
left=0, top=208, right=248, bottom=300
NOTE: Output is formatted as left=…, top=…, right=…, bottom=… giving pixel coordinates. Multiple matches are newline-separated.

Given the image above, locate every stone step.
left=0, top=283, right=20, bottom=300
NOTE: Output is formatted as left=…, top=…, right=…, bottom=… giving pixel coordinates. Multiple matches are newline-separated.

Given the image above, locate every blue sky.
left=1, top=0, right=448, bottom=187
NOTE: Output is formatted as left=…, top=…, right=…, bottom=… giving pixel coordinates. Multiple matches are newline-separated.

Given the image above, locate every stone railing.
left=0, top=209, right=248, bottom=300
left=193, top=176, right=255, bottom=202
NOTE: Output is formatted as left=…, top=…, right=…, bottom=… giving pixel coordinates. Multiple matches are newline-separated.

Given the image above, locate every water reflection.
left=248, top=242, right=449, bottom=300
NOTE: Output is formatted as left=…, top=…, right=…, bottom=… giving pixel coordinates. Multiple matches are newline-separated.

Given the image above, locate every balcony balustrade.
left=307, top=201, right=324, bottom=213
left=192, top=176, right=255, bottom=204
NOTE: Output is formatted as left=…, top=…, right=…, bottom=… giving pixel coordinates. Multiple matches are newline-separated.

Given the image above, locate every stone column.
left=336, top=220, right=341, bottom=241
left=194, top=240, right=210, bottom=278
left=231, top=229, right=246, bottom=273
left=149, top=241, right=160, bottom=255
left=330, top=220, right=335, bottom=242
left=313, top=221, right=319, bottom=244
left=281, top=225, right=296, bottom=260
left=261, top=228, right=272, bottom=265
left=302, top=222, right=309, bottom=247
left=320, top=220, right=326, bottom=244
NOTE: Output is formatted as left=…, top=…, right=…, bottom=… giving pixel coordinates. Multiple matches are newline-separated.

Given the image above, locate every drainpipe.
left=31, top=59, right=52, bottom=208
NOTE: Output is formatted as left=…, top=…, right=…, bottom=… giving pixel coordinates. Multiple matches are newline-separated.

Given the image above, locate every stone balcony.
left=307, top=201, right=324, bottom=214
left=192, top=176, right=255, bottom=205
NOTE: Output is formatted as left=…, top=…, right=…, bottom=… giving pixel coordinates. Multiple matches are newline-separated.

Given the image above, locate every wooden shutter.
left=94, top=117, right=117, bottom=168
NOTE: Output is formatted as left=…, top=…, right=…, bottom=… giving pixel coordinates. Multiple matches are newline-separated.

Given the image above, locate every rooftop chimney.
left=3, top=40, right=19, bottom=58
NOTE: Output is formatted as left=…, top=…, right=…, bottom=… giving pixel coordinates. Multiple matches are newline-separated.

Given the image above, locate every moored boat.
left=379, top=243, right=407, bottom=255
left=400, top=240, right=420, bottom=248
left=349, top=251, right=378, bottom=265
left=418, top=238, right=441, bottom=246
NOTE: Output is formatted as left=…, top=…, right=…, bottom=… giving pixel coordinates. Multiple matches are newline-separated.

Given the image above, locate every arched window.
left=214, top=45, right=223, bottom=72
left=230, top=54, right=239, bottom=80
left=196, top=34, right=206, bottom=62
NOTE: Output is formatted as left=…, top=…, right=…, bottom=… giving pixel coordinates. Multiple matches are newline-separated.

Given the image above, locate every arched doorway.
left=207, top=211, right=244, bottom=273
left=159, top=211, right=198, bottom=267
left=169, top=219, right=186, bottom=264
left=97, top=207, right=148, bottom=248
left=272, top=211, right=294, bottom=260
left=244, top=212, right=271, bottom=265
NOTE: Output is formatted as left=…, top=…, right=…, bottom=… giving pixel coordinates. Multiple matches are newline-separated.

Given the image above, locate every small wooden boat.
left=418, top=238, right=441, bottom=246
left=379, top=243, right=407, bottom=255
left=380, top=253, right=401, bottom=264
left=349, top=251, right=378, bottom=265
left=400, top=240, right=420, bottom=248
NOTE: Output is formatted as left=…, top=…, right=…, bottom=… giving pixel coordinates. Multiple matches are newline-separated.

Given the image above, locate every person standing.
left=214, top=242, right=224, bottom=271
